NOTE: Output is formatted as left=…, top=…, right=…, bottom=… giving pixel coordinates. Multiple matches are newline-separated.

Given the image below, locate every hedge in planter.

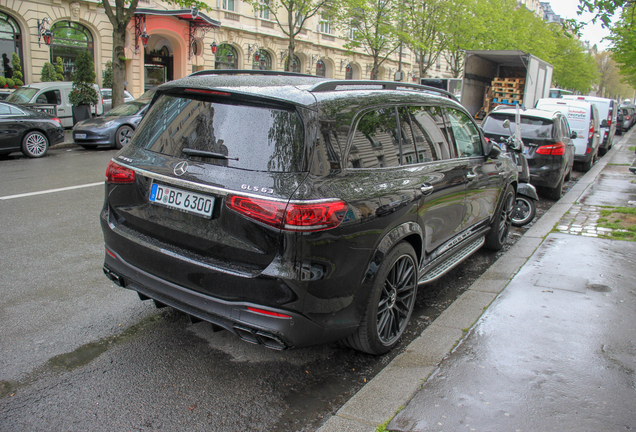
left=69, top=50, right=98, bottom=123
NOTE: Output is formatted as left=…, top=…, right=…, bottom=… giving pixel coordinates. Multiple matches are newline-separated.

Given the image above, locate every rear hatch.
left=105, top=89, right=310, bottom=296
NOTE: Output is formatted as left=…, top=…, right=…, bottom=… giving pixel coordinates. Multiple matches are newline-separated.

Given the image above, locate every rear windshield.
left=131, top=95, right=305, bottom=172
left=482, top=114, right=554, bottom=140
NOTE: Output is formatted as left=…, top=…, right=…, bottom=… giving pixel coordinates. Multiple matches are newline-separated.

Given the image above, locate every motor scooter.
left=497, top=119, right=539, bottom=227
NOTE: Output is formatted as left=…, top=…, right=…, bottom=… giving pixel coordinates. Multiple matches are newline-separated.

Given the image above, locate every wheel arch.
left=362, top=222, right=423, bottom=286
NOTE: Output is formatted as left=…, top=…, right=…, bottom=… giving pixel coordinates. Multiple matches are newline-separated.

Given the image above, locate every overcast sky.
left=546, top=0, right=614, bottom=51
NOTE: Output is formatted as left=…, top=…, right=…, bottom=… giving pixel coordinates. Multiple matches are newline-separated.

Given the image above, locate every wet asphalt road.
left=0, top=145, right=585, bottom=431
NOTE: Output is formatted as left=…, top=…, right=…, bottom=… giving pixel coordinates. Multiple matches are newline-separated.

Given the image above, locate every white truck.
left=460, top=50, right=553, bottom=118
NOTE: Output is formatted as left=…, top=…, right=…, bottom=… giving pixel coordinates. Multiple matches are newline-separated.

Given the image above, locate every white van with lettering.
left=562, top=95, right=617, bottom=155
left=6, top=82, right=104, bottom=128
left=535, top=98, right=600, bottom=171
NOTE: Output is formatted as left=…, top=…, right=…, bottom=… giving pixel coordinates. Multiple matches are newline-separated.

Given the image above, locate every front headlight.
left=98, top=120, right=116, bottom=129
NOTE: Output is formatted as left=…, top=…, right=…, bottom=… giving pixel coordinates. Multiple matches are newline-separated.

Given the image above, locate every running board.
left=418, top=237, right=485, bottom=285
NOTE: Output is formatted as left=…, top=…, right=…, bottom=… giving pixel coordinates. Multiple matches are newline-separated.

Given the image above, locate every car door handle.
left=420, top=184, right=434, bottom=195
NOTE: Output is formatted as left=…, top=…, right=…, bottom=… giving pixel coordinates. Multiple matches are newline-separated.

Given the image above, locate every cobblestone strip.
left=556, top=204, right=628, bottom=238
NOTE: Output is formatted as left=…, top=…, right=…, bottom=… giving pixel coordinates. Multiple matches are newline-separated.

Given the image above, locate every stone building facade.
left=2, top=0, right=462, bottom=98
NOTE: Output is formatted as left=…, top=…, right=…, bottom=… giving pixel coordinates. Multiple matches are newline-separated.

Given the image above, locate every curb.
left=316, top=131, right=632, bottom=432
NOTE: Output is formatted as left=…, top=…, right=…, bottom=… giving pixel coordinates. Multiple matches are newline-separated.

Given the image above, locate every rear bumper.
left=102, top=249, right=355, bottom=350
left=528, top=161, right=564, bottom=189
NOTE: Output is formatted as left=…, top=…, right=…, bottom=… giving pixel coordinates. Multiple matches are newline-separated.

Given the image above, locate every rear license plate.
left=149, top=183, right=214, bottom=218
left=75, top=133, right=86, bottom=139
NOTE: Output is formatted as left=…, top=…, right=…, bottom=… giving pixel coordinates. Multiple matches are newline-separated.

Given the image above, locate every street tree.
left=336, top=0, right=401, bottom=79
left=550, top=30, right=598, bottom=94
left=101, top=0, right=209, bottom=109
left=247, top=0, right=332, bottom=72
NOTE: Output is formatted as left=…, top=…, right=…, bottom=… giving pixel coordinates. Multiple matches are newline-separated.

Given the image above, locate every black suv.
left=101, top=71, right=517, bottom=355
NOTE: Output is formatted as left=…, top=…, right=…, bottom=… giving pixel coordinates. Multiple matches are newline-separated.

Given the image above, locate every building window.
left=259, top=0, right=270, bottom=19
left=50, top=21, right=94, bottom=81
left=0, top=12, right=23, bottom=82
left=284, top=54, right=301, bottom=73
left=223, top=0, right=235, bottom=11
left=320, top=13, right=332, bottom=34
left=215, top=44, right=238, bottom=69
left=252, top=50, right=272, bottom=70
left=316, top=59, right=326, bottom=77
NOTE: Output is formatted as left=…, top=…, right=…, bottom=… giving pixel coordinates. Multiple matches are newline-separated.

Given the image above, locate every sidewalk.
left=318, top=132, right=636, bottom=432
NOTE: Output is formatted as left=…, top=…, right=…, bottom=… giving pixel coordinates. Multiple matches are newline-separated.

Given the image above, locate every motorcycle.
left=496, top=119, right=539, bottom=227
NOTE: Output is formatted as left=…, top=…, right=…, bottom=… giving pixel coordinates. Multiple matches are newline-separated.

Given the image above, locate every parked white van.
left=535, top=98, right=600, bottom=171
left=562, top=95, right=617, bottom=155
left=6, top=82, right=104, bottom=128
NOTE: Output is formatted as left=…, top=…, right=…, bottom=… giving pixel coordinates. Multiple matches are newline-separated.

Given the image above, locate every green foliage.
left=550, top=30, right=598, bottom=93
left=69, top=50, right=98, bottom=106
left=336, top=0, right=401, bottom=79
left=6, top=78, right=15, bottom=88
left=55, top=57, right=64, bottom=81
left=608, top=5, right=636, bottom=87
left=11, top=53, right=23, bottom=86
left=40, top=62, right=57, bottom=82
left=103, top=61, right=113, bottom=89
left=0, top=76, right=5, bottom=87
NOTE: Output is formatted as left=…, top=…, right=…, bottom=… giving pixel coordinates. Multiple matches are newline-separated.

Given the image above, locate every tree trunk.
left=111, top=24, right=127, bottom=109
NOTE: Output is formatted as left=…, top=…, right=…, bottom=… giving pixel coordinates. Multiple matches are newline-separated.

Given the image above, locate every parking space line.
left=0, top=182, right=104, bottom=200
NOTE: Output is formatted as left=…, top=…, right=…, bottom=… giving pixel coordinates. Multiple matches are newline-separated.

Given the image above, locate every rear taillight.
left=226, top=195, right=347, bottom=232
left=52, top=117, right=62, bottom=124
left=536, top=142, right=566, bottom=156
left=589, top=120, right=595, bottom=139
left=106, top=161, right=135, bottom=184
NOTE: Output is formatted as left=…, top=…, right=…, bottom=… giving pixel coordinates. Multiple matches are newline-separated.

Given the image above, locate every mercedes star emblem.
left=174, top=161, right=189, bottom=176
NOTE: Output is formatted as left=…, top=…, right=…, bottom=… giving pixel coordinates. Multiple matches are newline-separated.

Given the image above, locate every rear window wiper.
left=182, top=148, right=238, bottom=161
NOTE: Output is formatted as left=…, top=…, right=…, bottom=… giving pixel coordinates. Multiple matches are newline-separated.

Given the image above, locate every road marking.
left=0, top=182, right=104, bottom=200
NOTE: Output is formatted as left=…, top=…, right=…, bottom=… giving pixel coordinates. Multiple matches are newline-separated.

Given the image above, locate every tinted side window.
left=37, top=90, right=61, bottom=105
left=348, top=108, right=400, bottom=169
left=409, top=106, right=453, bottom=160
left=0, top=103, right=10, bottom=115
left=560, top=116, right=571, bottom=138
left=445, top=108, right=483, bottom=157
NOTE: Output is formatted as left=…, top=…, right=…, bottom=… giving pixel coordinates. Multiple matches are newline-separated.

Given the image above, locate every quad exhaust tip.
left=234, top=325, right=287, bottom=351
left=103, top=267, right=126, bottom=287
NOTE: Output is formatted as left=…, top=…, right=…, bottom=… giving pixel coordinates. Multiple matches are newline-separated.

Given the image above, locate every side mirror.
left=601, top=119, right=609, bottom=128
left=485, top=140, right=501, bottom=159
left=502, top=119, right=511, bottom=129
left=570, top=131, right=578, bottom=139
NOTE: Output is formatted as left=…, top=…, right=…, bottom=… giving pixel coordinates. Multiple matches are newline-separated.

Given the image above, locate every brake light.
left=185, top=88, right=231, bottom=96
left=247, top=307, right=292, bottom=318
left=226, top=195, right=347, bottom=231
left=536, top=142, right=566, bottom=155
left=51, top=117, right=62, bottom=124
left=106, top=161, right=135, bottom=184
left=589, top=120, right=595, bottom=139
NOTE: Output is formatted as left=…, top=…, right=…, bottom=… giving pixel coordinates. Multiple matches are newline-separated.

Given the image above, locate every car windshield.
left=6, top=87, right=38, bottom=103
left=483, top=114, right=554, bottom=140
left=105, top=101, right=147, bottom=116
left=131, top=94, right=305, bottom=172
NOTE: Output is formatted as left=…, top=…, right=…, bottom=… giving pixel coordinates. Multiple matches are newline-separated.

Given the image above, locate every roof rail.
left=309, top=80, right=459, bottom=102
left=187, top=69, right=320, bottom=78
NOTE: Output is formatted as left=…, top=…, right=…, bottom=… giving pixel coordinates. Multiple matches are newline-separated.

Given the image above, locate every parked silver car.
left=101, top=89, right=134, bottom=113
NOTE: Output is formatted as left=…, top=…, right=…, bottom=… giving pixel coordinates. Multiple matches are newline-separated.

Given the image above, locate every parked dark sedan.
left=73, top=99, right=149, bottom=149
left=0, top=101, right=64, bottom=158
left=482, top=107, right=575, bottom=200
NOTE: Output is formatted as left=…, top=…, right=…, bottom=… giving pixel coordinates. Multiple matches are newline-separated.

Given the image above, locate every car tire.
left=544, top=176, right=564, bottom=201
left=581, top=149, right=596, bottom=172
left=511, top=196, right=536, bottom=227
left=342, top=242, right=418, bottom=355
left=484, top=184, right=515, bottom=251
left=115, top=125, right=133, bottom=149
left=21, top=131, right=49, bottom=158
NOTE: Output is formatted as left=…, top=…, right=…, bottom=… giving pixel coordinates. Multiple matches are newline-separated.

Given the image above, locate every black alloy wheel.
left=343, top=242, right=418, bottom=355
left=485, top=185, right=515, bottom=250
